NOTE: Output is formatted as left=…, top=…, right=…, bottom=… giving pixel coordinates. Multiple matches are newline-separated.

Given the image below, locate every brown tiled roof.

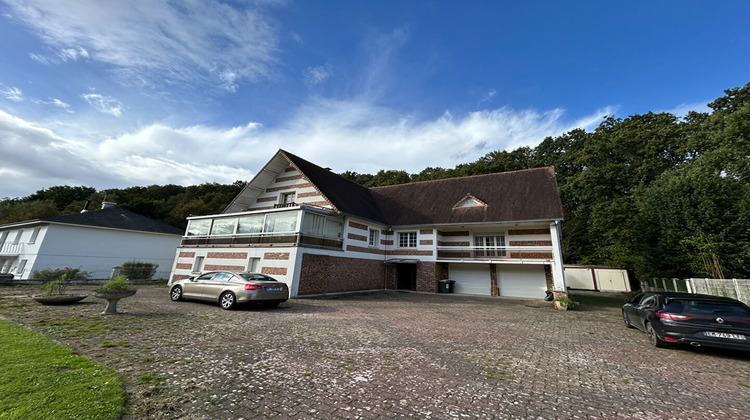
left=281, top=151, right=388, bottom=224
left=369, top=168, right=563, bottom=226
left=283, top=150, right=563, bottom=226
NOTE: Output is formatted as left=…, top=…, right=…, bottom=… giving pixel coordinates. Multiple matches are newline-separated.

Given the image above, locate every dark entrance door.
left=396, top=263, right=417, bottom=291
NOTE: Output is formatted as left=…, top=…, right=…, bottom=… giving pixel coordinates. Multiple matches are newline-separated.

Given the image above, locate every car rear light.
left=655, top=311, right=693, bottom=321
left=282, top=284, right=289, bottom=290
left=663, top=336, right=677, bottom=342
left=245, top=284, right=263, bottom=290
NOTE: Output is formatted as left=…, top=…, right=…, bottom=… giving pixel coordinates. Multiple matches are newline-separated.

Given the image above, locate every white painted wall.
left=24, top=224, right=181, bottom=280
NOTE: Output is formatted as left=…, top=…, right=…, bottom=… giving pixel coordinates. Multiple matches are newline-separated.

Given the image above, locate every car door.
left=631, top=294, right=660, bottom=331
left=182, top=272, right=216, bottom=299
left=201, top=272, right=233, bottom=300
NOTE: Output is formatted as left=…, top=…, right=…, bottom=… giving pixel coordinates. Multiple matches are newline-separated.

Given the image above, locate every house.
left=169, top=150, right=567, bottom=299
left=0, top=202, right=184, bottom=280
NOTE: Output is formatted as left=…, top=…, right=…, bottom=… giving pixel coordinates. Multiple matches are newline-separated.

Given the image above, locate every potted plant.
left=31, top=267, right=90, bottom=305
left=93, top=275, right=136, bottom=314
left=554, top=297, right=576, bottom=310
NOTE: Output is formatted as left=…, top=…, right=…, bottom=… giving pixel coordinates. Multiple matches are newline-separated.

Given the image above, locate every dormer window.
left=277, top=192, right=296, bottom=208
left=453, top=194, right=487, bottom=209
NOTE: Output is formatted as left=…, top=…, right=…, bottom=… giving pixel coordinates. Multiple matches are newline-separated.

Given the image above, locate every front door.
left=396, top=264, right=416, bottom=291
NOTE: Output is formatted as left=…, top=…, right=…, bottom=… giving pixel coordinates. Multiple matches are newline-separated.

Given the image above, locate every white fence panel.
left=642, top=278, right=750, bottom=305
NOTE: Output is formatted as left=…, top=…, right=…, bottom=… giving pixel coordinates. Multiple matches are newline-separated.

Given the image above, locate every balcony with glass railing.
left=436, top=245, right=554, bottom=262
left=180, top=207, right=344, bottom=250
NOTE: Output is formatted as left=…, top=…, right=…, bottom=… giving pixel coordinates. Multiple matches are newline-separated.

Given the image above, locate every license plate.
left=704, top=331, right=746, bottom=340
left=265, top=287, right=282, bottom=292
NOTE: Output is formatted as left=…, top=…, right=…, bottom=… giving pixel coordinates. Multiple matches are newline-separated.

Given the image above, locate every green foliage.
left=0, top=319, right=125, bottom=419
left=32, top=267, right=91, bottom=296
left=120, top=261, right=158, bottom=280
left=95, top=275, right=132, bottom=293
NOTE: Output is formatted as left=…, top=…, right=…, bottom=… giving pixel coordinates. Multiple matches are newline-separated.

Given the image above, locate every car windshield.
left=665, top=300, right=750, bottom=317
left=237, top=273, right=277, bottom=282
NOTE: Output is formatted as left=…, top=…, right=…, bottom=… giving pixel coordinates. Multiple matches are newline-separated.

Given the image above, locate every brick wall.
left=298, top=254, right=384, bottom=295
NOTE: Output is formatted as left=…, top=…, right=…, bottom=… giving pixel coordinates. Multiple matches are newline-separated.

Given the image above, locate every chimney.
left=80, top=200, right=91, bottom=213
left=101, top=201, right=116, bottom=209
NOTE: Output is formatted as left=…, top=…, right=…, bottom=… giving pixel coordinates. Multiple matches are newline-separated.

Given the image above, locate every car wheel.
left=220, top=292, right=236, bottom=310
left=170, top=286, right=183, bottom=301
left=622, top=311, right=634, bottom=328
left=646, top=322, right=667, bottom=348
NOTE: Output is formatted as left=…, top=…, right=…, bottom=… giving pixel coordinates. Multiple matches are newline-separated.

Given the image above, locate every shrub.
left=96, top=275, right=133, bottom=294
left=120, top=261, right=158, bottom=280
left=32, top=267, right=90, bottom=296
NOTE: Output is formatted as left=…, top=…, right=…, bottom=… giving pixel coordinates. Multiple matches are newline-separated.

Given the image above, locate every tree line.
left=2, top=84, right=748, bottom=281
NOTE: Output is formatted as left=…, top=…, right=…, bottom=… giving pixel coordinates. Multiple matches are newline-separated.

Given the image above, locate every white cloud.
left=1, top=85, right=24, bottom=101
left=49, top=98, right=71, bottom=109
left=660, top=101, right=711, bottom=118
left=59, top=46, right=89, bottom=61
left=4, top=0, right=279, bottom=92
left=0, top=96, right=612, bottom=198
left=303, top=64, right=333, bottom=86
left=81, top=93, right=123, bottom=117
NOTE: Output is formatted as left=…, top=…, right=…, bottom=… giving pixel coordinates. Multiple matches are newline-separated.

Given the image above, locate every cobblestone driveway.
left=2, top=285, right=750, bottom=419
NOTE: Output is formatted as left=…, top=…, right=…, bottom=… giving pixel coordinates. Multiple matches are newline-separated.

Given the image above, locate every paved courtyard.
left=1, top=285, right=750, bottom=419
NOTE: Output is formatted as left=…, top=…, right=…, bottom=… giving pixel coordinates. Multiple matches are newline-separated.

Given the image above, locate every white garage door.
left=497, top=265, right=547, bottom=299
left=449, top=263, right=491, bottom=296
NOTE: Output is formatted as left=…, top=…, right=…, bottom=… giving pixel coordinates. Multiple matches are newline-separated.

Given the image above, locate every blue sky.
left=1, top=1, right=748, bottom=199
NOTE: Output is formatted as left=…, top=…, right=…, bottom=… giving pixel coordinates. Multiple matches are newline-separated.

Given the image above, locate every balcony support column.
left=549, top=221, right=567, bottom=295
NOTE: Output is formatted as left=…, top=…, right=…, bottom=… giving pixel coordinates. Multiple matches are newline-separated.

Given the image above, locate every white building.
left=169, top=150, right=568, bottom=300
left=0, top=203, right=183, bottom=280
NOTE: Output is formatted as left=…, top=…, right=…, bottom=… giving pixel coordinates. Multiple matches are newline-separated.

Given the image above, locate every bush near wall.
left=119, top=261, right=159, bottom=281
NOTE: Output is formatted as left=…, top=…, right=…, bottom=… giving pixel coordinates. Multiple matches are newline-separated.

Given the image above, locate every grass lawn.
left=0, top=318, right=125, bottom=420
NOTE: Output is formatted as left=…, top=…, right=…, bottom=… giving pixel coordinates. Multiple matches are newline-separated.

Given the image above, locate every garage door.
left=497, top=265, right=547, bottom=299
left=449, top=263, right=491, bottom=296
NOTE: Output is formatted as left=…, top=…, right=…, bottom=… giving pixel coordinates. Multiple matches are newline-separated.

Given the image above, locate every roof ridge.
left=370, top=166, right=555, bottom=190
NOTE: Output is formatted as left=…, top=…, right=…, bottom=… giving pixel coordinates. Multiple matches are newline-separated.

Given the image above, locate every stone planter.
left=93, top=290, right=136, bottom=314
left=33, top=294, right=88, bottom=305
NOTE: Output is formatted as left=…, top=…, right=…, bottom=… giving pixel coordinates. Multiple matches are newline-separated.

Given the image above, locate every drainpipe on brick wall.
left=383, top=227, right=390, bottom=291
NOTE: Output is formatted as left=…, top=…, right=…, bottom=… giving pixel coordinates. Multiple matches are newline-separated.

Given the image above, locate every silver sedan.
left=170, top=271, right=289, bottom=309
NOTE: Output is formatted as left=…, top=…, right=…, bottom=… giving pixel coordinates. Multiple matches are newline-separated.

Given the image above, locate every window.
left=12, top=230, right=23, bottom=244
left=187, top=219, right=211, bottom=236
left=369, top=228, right=380, bottom=247
left=264, top=212, right=297, bottom=233
left=29, top=227, right=41, bottom=244
left=474, top=235, right=506, bottom=257
left=237, top=215, right=264, bottom=234
left=0, top=231, right=8, bottom=245
left=324, top=220, right=343, bottom=238
left=17, top=259, right=27, bottom=275
left=247, top=257, right=260, bottom=272
left=398, top=231, right=417, bottom=248
left=280, top=192, right=296, bottom=205
left=210, top=218, right=236, bottom=235
left=192, top=256, right=205, bottom=273
left=302, top=214, right=324, bottom=235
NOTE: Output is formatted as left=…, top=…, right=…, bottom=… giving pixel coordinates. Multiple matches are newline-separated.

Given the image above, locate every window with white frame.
left=192, top=256, right=205, bottom=273
left=398, top=231, right=417, bottom=248
left=210, top=218, right=236, bottom=235
left=187, top=219, right=211, bottom=236
left=280, top=192, right=296, bottom=205
left=17, top=259, right=27, bottom=275
left=29, top=227, right=41, bottom=244
left=12, top=230, right=23, bottom=244
left=247, top=257, right=260, bottom=272
left=369, top=228, right=380, bottom=247
left=474, top=234, right=506, bottom=257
